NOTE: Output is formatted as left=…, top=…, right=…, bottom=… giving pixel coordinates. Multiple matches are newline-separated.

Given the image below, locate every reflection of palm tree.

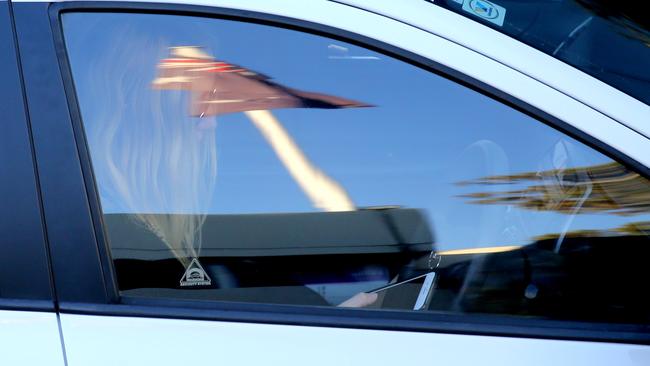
left=458, top=161, right=650, bottom=216
left=533, top=221, right=650, bottom=241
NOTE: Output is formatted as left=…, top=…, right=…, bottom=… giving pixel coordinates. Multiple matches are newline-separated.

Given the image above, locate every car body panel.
left=60, top=313, right=650, bottom=366
left=0, top=310, right=65, bottom=365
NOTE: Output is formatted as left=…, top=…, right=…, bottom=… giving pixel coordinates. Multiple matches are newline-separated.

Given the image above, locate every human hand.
left=338, top=292, right=378, bottom=308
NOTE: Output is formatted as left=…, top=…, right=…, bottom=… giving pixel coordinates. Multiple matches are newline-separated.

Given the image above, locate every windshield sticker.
left=180, top=258, right=212, bottom=287
left=462, top=0, right=506, bottom=27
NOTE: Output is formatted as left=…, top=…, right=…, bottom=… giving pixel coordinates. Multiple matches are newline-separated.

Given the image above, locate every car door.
left=13, top=0, right=650, bottom=365
left=0, top=1, right=65, bottom=364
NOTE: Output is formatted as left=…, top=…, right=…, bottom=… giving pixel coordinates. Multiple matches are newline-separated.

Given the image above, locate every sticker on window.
left=462, top=0, right=506, bottom=26
left=180, top=258, right=212, bottom=287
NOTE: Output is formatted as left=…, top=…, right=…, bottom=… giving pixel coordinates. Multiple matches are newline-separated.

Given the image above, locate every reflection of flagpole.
left=245, top=110, right=355, bottom=212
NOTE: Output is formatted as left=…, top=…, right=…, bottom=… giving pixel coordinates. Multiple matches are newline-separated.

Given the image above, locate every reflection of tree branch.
left=533, top=221, right=650, bottom=241
left=458, top=162, right=650, bottom=216
left=613, top=221, right=650, bottom=235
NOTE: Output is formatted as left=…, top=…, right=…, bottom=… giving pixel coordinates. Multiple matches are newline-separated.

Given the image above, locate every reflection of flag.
left=152, top=46, right=371, bottom=117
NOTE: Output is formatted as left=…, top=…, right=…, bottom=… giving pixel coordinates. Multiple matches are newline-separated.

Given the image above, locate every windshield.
left=430, top=0, right=650, bottom=106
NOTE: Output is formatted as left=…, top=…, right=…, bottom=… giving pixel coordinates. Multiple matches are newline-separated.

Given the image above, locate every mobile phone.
left=368, top=272, right=435, bottom=294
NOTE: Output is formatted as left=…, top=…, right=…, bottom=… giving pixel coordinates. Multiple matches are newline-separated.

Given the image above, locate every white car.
left=1, top=0, right=649, bottom=364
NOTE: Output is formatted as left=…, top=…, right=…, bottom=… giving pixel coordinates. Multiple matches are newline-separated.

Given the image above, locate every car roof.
left=333, top=0, right=650, bottom=139
left=423, top=1, right=650, bottom=108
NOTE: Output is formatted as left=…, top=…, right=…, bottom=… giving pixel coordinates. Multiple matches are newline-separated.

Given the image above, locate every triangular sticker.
left=179, top=258, right=212, bottom=287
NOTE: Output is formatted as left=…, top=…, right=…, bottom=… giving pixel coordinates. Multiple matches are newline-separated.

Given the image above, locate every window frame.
left=44, top=0, right=650, bottom=344
left=0, top=0, right=55, bottom=312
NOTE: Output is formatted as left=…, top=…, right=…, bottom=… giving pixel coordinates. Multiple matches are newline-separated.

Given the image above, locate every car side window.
left=62, top=12, right=650, bottom=323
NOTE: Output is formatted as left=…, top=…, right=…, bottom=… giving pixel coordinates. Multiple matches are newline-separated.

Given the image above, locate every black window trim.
left=0, top=0, right=55, bottom=312
left=0, top=299, right=56, bottom=312
left=47, top=1, right=650, bottom=345
left=14, top=1, right=114, bottom=307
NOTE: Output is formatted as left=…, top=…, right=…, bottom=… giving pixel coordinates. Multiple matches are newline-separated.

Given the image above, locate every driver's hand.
left=338, top=292, right=378, bottom=308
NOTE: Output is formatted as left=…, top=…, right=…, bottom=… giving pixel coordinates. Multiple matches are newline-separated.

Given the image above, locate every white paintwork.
left=14, top=0, right=650, bottom=169
left=336, top=0, right=650, bottom=138
left=61, top=313, right=650, bottom=366
left=0, top=310, right=65, bottom=365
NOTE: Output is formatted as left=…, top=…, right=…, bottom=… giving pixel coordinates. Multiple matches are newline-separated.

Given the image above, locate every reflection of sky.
left=63, top=13, right=650, bottom=251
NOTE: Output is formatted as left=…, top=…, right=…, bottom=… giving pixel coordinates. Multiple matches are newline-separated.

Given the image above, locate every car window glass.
left=62, top=12, right=650, bottom=323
